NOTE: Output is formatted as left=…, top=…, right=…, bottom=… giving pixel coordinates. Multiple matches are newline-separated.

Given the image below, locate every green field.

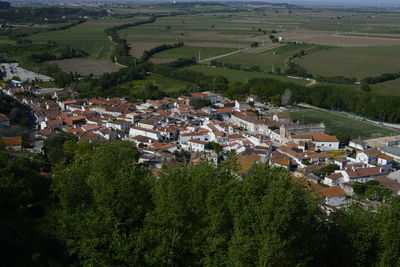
left=290, top=108, right=400, bottom=139
left=296, top=46, right=400, bottom=79
left=217, top=44, right=331, bottom=72
left=188, top=65, right=309, bottom=85
left=122, top=73, right=192, bottom=96
left=371, top=78, right=400, bottom=96
left=119, top=13, right=266, bottom=45
left=29, top=18, right=149, bottom=60
left=152, top=46, right=236, bottom=60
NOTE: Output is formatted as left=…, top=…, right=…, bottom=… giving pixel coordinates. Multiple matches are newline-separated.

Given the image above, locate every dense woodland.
left=1, top=140, right=400, bottom=266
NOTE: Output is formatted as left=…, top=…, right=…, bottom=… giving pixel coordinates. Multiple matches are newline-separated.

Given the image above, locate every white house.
left=235, top=100, right=250, bottom=110
left=356, top=149, right=381, bottom=165
left=312, top=134, right=340, bottom=151
left=320, top=186, right=347, bottom=207
left=105, top=120, right=131, bottom=132
left=324, top=173, right=345, bottom=186
left=187, top=139, right=208, bottom=152
left=179, top=132, right=210, bottom=144
left=129, top=126, right=162, bottom=141
left=349, top=140, right=368, bottom=151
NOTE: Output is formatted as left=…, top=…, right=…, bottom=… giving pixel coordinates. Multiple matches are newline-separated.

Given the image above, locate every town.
left=2, top=79, right=400, bottom=211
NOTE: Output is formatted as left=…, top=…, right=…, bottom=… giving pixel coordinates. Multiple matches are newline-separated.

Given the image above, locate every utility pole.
left=198, top=51, right=201, bottom=61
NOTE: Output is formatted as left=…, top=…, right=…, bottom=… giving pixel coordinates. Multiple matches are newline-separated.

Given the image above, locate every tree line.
left=362, top=71, right=400, bottom=85
left=141, top=42, right=184, bottom=61
left=2, top=139, right=400, bottom=266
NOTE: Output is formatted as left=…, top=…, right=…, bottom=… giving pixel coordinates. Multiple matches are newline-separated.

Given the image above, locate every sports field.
left=290, top=108, right=400, bottom=139
left=188, top=65, right=309, bottom=85
left=296, top=46, right=400, bottom=79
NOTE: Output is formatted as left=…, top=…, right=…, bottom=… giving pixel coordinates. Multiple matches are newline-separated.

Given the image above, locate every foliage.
left=189, top=97, right=212, bottom=109
left=141, top=42, right=184, bottom=61
left=0, top=150, right=67, bottom=265
left=362, top=72, right=400, bottom=85
left=353, top=180, right=391, bottom=201
left=2, top=140, right=400, bottom=265
left=207, top=141, right=223, bottom=153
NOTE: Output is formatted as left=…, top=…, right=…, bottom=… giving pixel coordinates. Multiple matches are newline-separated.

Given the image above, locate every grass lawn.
left=122, top=73, right=192, bottom=96
left=371, top=78, right=400, bottom=96
left=289, top=108, right=400, bottom=139
left=187, top=65, right=309, bottom=85
left=217, top=43, right=331, bottom=72
left=152, top=46, right=236, bottom=60
left=296, top=45, right=400, bottom=79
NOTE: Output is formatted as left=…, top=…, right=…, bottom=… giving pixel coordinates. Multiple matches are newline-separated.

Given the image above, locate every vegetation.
left=296, top=46, right=400, bottom=79
left=142, top=42, right=184, bottom=60
left=189, top=97, right=212, bottom=109
left=290, top=108, right=400, bottom=139
left=3, top=140, right=400, bottom=265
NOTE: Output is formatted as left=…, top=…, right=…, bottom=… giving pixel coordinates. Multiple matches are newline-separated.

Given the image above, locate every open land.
left=216, top=43, right=331, bottom=72
left=290, top=108, right=400, bottom=139
left=371, top=78, right=400, bottom=96
left=50, top=59, right=121, bottom=76
left=151, top=46, right=237, bottom=61
left=295, top=45, right=400, bottom=79
left=188, top=65, right=309, bottom=85
left=29, top=17, right=149, bottom=60
left=14, top=5, right=400, bottom=95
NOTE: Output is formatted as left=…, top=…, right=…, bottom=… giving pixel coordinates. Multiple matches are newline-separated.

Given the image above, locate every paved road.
left=198, top=47, right=252, bottom=62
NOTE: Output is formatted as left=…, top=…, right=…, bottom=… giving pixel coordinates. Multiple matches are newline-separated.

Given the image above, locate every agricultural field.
left=50, top=59, right=121, bottom=76
left=151, top=46, right=237, bottom=61
left=29, top=17, right=149, bottom=60
left=296, top=45, right=400, bottom=79
left=187, top=65, right=309, bottom=85
left=121, top=73, right=192, bottom=96
left=371, top=78, right=400, bottom=96
left=216, top=43, right=331, bottom=72
left=290, top=108, right=400, bottom=139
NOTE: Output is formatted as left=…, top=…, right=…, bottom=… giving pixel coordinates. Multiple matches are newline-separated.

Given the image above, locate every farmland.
left=29, top=17, right=149, bottom=60
left=187, top=65, right=309, bottom=85
left=151, top=46, right=237, bottom=61
left=295, top=45, right=400, bottom=79
left=216, top=43, right=331, bottom=72
left=289, top=108, right=400, bottom=139
left=50, top=59, right=121, bottom=76
left=371, top=78, right=400, bottom=96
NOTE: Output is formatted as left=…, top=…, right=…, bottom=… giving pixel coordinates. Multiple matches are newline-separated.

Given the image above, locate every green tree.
left=228, top=164, right=327, bottom=266
left=52, top=141, right=150, bottom=266
left=377, top=198, right=400, bottom=266
left=189, top=97, right=212, bottom=109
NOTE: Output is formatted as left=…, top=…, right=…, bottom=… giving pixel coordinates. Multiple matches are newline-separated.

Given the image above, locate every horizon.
left=4, top=0, right=400, bottom=8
